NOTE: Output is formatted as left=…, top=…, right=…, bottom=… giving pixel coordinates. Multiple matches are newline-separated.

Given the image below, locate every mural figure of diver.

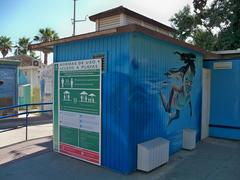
left=160, top=51, right=196, bottom=126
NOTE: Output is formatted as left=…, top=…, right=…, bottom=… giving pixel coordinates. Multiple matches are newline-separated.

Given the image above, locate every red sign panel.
left=60, top=143, right=100, bottom=164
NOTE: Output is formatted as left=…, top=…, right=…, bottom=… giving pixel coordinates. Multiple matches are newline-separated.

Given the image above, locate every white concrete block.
left=182, top=128, right=196, bottom=150
left=137, top=137, right=169, bottom=172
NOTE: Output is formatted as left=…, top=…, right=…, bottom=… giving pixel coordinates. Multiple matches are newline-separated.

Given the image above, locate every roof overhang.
left=213, top=50, right=240, bottom=55
left=29, top=28, right=117, bottom=52
left=0, top=59, right=20, bottom=66
left=29, top=24, right=216, bottom=58
left=204, top=50, right=240, bottom=60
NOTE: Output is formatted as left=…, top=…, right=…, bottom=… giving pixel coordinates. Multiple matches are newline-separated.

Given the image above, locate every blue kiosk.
left=30, top=6, right=208, bottom=174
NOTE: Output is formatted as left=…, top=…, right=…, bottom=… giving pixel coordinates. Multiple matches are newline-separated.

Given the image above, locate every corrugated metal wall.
left=54, top=33, right=132, bottom=173
left=54, top=31, right=203, bottom=174
left=128, top=32, right=203, bottom=172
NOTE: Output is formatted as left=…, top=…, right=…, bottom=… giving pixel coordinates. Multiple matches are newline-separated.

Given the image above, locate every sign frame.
left=53, top=58, right=102, bottom=165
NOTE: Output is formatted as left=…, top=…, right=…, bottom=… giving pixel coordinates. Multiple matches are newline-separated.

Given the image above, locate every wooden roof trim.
left=29, top=28, right=117, bottom=51
left=29, top=24, right=217, bottom=57
left=89, top=6, right=176, bottom=33
left=117, top=24, right=216, bottom=57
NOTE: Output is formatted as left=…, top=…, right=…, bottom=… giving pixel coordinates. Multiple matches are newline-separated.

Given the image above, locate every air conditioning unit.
left=182, top=128, right=196, bottom=150
left=33, top=60, right=39, bottom=66
left=137, top=137, right=169, bottom=172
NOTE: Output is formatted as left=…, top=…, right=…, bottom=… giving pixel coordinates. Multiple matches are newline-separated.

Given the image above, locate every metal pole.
left=25, top=105, right=29, bottom=141
left=72, top=0, right=87, bottom=36
left=72, top=0, right=77, bottom=36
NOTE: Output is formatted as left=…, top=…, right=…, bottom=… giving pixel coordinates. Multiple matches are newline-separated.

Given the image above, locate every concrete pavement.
left=0, top=123, right=52, bottom=147
left=0, top=137, right=239, bottom=180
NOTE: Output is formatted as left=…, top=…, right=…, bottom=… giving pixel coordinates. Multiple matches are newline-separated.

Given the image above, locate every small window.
left=93, top=54, right=106, bottom=73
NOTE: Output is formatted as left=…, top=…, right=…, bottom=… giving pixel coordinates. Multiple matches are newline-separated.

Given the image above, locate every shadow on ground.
left=0, top=137, right=239, bottom=180
left=0, top=137, right=52, bottom=166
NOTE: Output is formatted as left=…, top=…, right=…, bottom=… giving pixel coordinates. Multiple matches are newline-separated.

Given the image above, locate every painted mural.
left=129, top=33, right=202, bottom=163
left=159, top=52, right=196, bottom=125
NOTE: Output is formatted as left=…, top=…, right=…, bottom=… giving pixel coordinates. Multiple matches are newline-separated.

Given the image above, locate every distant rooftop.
left=212, top=49, right=240, bottom=55
left=3, top=55, right=42, bottom=67
left=204, top=49, right=240, bottom=60
left=0, top=59, right=20, bottom=65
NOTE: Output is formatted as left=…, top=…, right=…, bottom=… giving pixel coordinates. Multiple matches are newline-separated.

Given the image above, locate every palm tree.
left=14, top=37, right=31, bottom=55
left=29, top=51, right=40, bottom=60
left=34, top=28, right=59, bottom=64
left=15, top=37, right=40, bottom=59
left=0, top=36, right=12, bottom=58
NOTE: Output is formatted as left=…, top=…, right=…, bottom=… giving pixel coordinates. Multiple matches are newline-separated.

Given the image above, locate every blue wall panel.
left=128, top=32, right=203, bottom=171
left=0, top=65, right=18, bottom=105
left=204, top=59, right=240, bottom=140
left=54, top=33, right=131, bottom=173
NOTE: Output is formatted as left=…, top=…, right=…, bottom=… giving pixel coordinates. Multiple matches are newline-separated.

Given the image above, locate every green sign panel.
left=53, top=59, right=102, bottom=165
left=60, top=89, right=100, bottom=115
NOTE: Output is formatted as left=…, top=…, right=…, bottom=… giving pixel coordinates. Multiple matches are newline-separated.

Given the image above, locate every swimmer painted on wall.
left=160, top=51, right=196, bottom=126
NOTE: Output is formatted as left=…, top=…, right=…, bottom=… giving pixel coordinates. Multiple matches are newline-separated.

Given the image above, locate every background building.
left=6, top=55, right=44, bottom=105
left=0, top=59, right=20, bottom=114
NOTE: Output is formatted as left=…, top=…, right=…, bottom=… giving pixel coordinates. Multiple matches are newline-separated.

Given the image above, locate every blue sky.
left=0, top=0, right=204, bottom=61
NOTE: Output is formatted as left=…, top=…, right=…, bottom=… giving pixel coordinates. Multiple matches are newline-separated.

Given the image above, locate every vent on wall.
left=97, top=15, right=121, bottom=31
left=93, top=54, right=106, bottom=73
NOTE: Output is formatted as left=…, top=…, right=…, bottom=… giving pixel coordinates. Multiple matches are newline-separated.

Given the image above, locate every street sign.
left=53, top=59, right=102, bottom=165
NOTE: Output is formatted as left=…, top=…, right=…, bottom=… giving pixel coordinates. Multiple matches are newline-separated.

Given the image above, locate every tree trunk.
left=1, top=49, right=8, bottom=58
left=44, top=52, right=48, bottom=65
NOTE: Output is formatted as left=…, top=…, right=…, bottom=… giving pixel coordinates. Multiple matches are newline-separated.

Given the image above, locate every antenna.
left=72, top=0, right=88, bottom=36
